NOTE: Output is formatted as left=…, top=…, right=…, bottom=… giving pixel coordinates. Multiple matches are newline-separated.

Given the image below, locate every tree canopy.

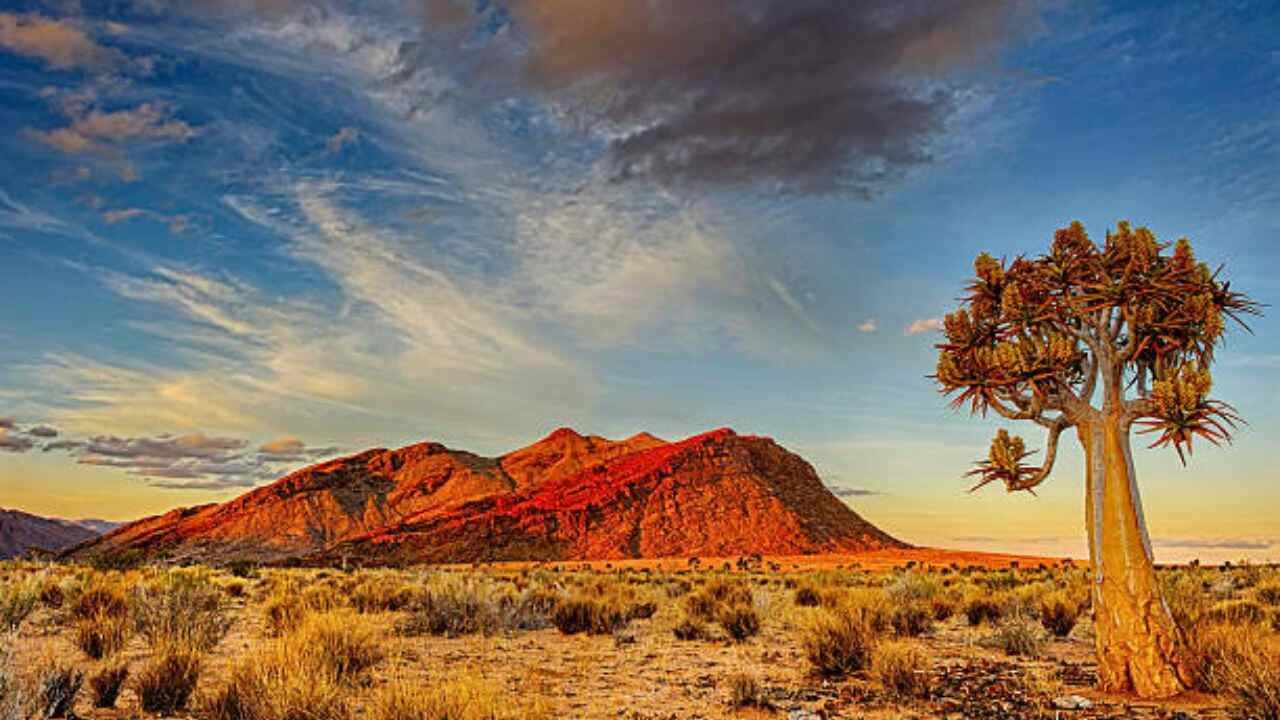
left=933, top=221, right=1259, bottom=493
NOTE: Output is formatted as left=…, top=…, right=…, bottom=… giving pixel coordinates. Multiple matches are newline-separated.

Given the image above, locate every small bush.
left=397, top=581, right=503, bottom=637
left=134, top=644, right=202, bottom=714
left=890, top=601, right=933, bottom=637
left=74, top=614, right=132, bottom=660
left=71, top=582, right=129, bottom=622
left=1222, top=641, right=1280, bottom=720
left=89, top=661, right=129, bottom=709
left=802, top=609, right=877, bottom=677
left=794, top=584, right=821, bottom=607
left=349, top=574, right=415, bottom=614
left=964, top=593, right=1005, bottom=626
left=206, top=644, right=348, bottom=720
left=1188, top=621, right=1252, bottom=692
left=672, top=615, right=707, bottom=641
left=366, top=678, right=550, bottom=720
left=1204, top=599, right=1266, bottom=627
left=0, top=583, right=37, bottom=632
left=292, top=610, right=385, bottom=683
left=719, top=604, right=761, bottom=642
left=1256, top=582, right=1280, bottom=607
left=993, top=616, right=1044, bottom=657
left=1038, top=590, right=1083, bottom=637
left=552, top=596, right=626, bottom=636
left=726, top=672, right=766, bottom=708
left=133, top=570, right=231, bottom=652
left=35, top=658, right=83, bottom=719
left=871, top=641, right=932, bottom=698
left=87, top=550, right=146, bottom=572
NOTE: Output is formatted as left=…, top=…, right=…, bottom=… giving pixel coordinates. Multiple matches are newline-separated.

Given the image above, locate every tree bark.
left=1080, top=416, right=1192, bottom=697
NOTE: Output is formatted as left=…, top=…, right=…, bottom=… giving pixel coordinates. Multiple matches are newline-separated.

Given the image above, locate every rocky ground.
left=4, top=560, right=1245, bottom=720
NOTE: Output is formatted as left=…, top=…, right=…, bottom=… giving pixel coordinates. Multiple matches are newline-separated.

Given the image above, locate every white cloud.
left=905, top=317, right=944, bottom=336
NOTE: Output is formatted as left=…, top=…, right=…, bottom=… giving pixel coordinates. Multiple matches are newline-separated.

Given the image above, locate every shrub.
left=35, top=658, right=83, bottom=719
left=993, top=616, right=1044, bottom=657
left=1204, top=599, right=1266, bottom=626
left=794, top=584, right=822, bottom=607
left=719, top=604, right=761, bottom=642
left=871, top=641, right=932, bottom=698
left=263, top=592, right=309, bottom=637
left=552, top=596, right=626, bottom=636
left=964, top=593, right=1005, bottom=626
left=349, top=574, right=415, bottom=614
left=890, top=602, right=933, bottom=637
left=1222, top=640, right=1280, bottom=720
left=1256, top=582, right=1280, bottom=607
left=71, top=582, right=129, bottom=622
left=672, top=615, right=707, bottom=641
left=1188, top=621, right=1252, bottom=692
left=38, top=581, right=65, bottom=610
left=398, top=581, right=502, bottom=637
left=1038, top=590, right=1083, bottom=637
left=802, top=609, right=877, bottom=677
left=0, top=582, right=37, bottom=631
left=88, top=661, right=129, bottom=709
left=132, top=570, right=231, bottom=652
left=726, top=672, right=766, bottom=708
left=206, top=644, right=348, bottom=720
left=291, top=610, right=385, bottom=683
left=73, top=614, right=131, bottom=660
left=135, top=644, right=202, bottom=714
left=87, top=550, right=146, bottom=572
left=366, top=678, right=551, bottom=720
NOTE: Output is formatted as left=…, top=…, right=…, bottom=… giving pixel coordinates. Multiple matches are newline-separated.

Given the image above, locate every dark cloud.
left=0, top=417, right=15, bottom=429
left=427, top=0, right=1040, bottom=195
left=0, top=428, right=36, bottom=453
left=827, top=485, right=884, bottom=498
left=257, top=436, right=339, bottom=463
left=43, top=430, right=339, bottom=490
left=27, top=425, right=59, bottom=438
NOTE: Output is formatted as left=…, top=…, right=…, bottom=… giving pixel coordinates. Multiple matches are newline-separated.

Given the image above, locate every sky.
left=1, top=0, right=1278, bottom=564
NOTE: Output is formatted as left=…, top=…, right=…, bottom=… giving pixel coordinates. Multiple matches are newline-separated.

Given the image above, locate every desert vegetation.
left=1, top=557, right=1277, bottom=718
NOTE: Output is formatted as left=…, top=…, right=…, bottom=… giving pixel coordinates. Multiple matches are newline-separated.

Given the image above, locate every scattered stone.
left=1054, top=695, right=1095, bottom=710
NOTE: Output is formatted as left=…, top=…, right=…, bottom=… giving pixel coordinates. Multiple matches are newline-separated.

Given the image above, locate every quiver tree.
left=934, top=221, right=1259, bottom=698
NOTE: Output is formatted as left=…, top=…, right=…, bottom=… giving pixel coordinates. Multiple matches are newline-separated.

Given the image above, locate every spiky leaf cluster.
left=935, top=221, right=1258, bottom=483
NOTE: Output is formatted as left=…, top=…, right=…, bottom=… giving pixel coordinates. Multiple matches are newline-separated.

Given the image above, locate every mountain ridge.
left=70, top=427, right=904, bottom=565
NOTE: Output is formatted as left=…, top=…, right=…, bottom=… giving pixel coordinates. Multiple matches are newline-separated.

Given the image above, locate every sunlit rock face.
left=71, top=428, right=903, bottom=566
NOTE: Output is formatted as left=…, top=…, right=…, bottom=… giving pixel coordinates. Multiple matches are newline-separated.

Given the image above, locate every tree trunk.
left=1080, top=415, right=1192, bottom=698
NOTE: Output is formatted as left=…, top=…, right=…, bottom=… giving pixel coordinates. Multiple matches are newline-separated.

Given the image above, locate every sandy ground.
left=4, top=551, right=1238, bottom=719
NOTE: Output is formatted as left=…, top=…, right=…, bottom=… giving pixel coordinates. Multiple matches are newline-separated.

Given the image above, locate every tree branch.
left=1007, top=419, right=1069, bottom=493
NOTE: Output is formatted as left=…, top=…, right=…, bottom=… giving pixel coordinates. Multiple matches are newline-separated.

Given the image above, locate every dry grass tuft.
left=88, top=660, right=129, bottom=709
left=134, top=643, right=202, bottom=714
left=367, top=677, right=551, bottom=720
left=35, top=656, right=83, bottom=719
left=801, top=608, right=877, bottom=677
left=725, top=672, right=766, bottom=708
left=1038, top=589, right=1084, bottom=637
left=871, top=640, right=932, bottom=698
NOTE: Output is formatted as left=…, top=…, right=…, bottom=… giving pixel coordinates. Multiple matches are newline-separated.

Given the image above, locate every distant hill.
left=1, top=508, right=101, bottom=559
left=70, top=428, right=904, bottom=566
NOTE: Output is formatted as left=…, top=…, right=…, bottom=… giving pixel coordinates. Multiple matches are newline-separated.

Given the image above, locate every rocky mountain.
left=1, top=508, right=101, bottom=559
left=70, top=428, right=904, bottom=565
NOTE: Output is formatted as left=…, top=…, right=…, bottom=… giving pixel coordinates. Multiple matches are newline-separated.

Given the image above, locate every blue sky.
left=1, top=0, right=1278, bottom=562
